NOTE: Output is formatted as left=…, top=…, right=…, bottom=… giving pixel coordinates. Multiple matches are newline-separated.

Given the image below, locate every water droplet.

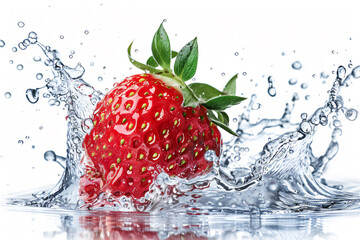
left=333, top=120, right=342, bottom=127
left=305, top=95, right=311, bottom=100
left=17, top=64, right=23, bottom=71
left=288, top=78, right=298, bottom=85
left=233, top=118, right=238, bottom=123
left=312, top=74, right=316, bottom=78
left=348, top=63, right=353, bottom=68
left=292, top=61, right=302, bottom=70
left=134, top=49, right=138, bottom=53
left=0, top=40, right=5, bottom=47
left=33, top=56, right=41, bottom=62
left=36, top=73, right=43, bottom=80
left=18, top=42, right=26, bottom=50
left=60, top=35, right=64, bottom=39
left=69, top=55, right=73, bottom=59
left=221, top=72, right=225, bottom=76
left=12, top=47, right=17, bottom=52
left=97, top=76, right=103, bottom=82
left=90, top=62, right=94, bottom=66
left=28, top=31, right=37, bottom=39
left=234, top=52, right=239, bottom=56
left=242, top=72, right=247, bottom=76
left=70, top=50, right=75, bottom=54
left=268, top=87, right=276, bottom=97
left=301, top=83, right=308, bottom=89
left=320, top=72, right=329, bottom=78
left=44, top=151, right=56, bottom=161
left=23, top=39, right=31, bottom=46
left=48, top=99, right=60, bottom=106
left=84, top=30, right=89, bottom=35
left=4, top=92, right=12, bottom=99
left=39, top=126, right=43, bottom=130
left=163, top=19, right=167, bottom=22
left=9, top=60, right=13, bottom=64
left=301, top=113, right=308, bottom=120
left=26, top=88, right=39, bottom=104
left=267, top=76, right=276, bottom=97
left=345, top=108, right=358, bottom=121
left=18, top=140, right=24, bottom=145
left=17, top=21, right=25, bottom=28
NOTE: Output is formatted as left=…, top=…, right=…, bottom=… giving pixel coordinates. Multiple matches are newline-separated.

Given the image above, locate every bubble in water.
left=221, top=72, right=225, bottom=76
left=234, top=52, right=239, bottom=56
left=18, top=140, right=24, bottom=145
left=4, top=92, right=12, bottom=99
left=17, top=21, right=25, bottom=28
left=12, top=47, right=17, bottom=52
left=242, top=72, right=247, bottom=76
left=26, top=88, right=40, bottom=104
left=36, top=73, right=43, bottom=80
left=39, top=126, right=43, bottom=130
left=17, top=64, right=23, bottom=71
left=43, top=93, right=50, bottom=98
left=60, top=35, right=64, bottom=39
left=305, top=95, right=311, bottom=100
left=292, top=61, right=302, bottom=70
left=90, top=62, right=94, bottom=66
left=69, top=55, right=73, bottom=59
left=44, top=151, right=56, bottom=161
left=345, top=108, right=358, bottom=121
left=288, top=78, right=298, bottom=85
left=70, top=50, right=75, bottom=54
left=281, top=52, right=286, bottom=56
left=0, top=40, right=5, bottom=47
left=9, top=60, right=13, bottom=64
left=301, top=83, right=308, bottom=89
left=84, top=30, right=89, bottom=35
left=33, top=56, right=41, bottom=62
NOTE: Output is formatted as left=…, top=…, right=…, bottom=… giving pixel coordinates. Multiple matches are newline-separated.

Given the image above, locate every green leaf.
left=174, top=37, right=198, bottom=81
left=128, top=42, right=163, bottom=74
left=207, top=113, right=239, bottom=136
left=152, top=23, right=171, bottom=72
left=217, top=111, right=229, bottom=126
left=146, top=56, right=159, bottom=67
left=146, top=51, right=178, bottom=68
left=203, top=95, right=246, bottom=110
left=171, top=50, right=178, bottom=58
left=223, top=74, right=238, bottom=95
left=180, top=85, right=200, bottom=108
left=188, top=83, right=223, bottom=102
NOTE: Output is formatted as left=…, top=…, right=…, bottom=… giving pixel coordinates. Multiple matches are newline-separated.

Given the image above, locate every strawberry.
left=79, top=23, right=245, bottom=208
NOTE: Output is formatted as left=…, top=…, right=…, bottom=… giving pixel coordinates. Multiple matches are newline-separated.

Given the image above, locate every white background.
left=0, top=0, right=360, bottom=239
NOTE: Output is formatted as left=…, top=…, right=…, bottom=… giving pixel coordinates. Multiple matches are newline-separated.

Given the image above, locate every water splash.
left=5, top=33, right=360, bottom=213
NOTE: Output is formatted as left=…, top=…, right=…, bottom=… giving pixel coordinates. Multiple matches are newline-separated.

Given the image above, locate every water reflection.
left=3, top=205, right=358, bottom=239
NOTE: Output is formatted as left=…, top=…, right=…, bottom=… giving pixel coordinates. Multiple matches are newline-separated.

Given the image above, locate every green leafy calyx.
left=127, top=23, right=246, bottom=136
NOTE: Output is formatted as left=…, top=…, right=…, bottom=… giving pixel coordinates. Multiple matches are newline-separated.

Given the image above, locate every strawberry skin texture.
left=80, top=74, right=221, bottom=204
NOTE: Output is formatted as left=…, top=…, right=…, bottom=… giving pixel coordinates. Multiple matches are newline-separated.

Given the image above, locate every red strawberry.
left=79, top=23, right=245, bottom=208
